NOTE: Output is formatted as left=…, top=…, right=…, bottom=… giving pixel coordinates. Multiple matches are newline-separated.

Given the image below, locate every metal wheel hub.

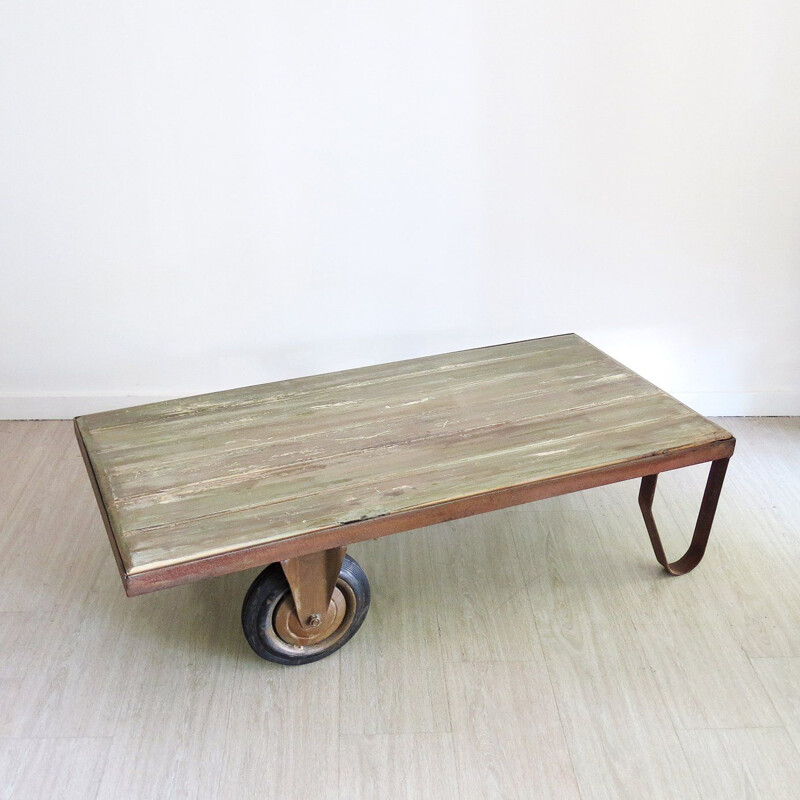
left=273, top=586, right=347, bottom=646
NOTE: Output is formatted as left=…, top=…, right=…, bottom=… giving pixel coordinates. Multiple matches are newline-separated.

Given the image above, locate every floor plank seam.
left=90, top=771, right=104, bottom=800
left=508, top=520, right=585, bottom=800
left=334, top=650, right=342, bottom=800
left=337, top=649, right=344, bottom=800
left=211, top=647, right=242, bottom=799
left=439, top=654, right=467, bottom=800
left=673, top=724, right=790, bottom=733
left=673, top=725, right=707, bottom=800
left=741, top=650, right=789, bottom=727
left=749, top=656, right=800, bottom=662
left=442, top=658, right=543, bottom=665
left=0, top=735, right=115, bottom=742
left=579, top=489, right=710, bottom=798
left=437, top=633, right=456, bottom=738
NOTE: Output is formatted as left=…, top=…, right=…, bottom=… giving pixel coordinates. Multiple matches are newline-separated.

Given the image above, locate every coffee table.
left=75, top=333, right=734, bottom=665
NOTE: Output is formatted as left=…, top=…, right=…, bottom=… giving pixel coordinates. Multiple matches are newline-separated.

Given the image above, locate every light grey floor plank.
left=0, top=422, right=72, bottom=502
left=94, top=572, right=247, bottom=798
left=428, top=511, right=545, bottom=663
left=0, top=736, right=109, bottom=800
left=339, top=532, right=451, bottom=735
left=581, top=478, right=781, bottom=730
left=678, top=727, right=800, bottom=800
left=0, top=430, right=111, bottom=737
left=751, top=657, right=800, bottom=753
left=695, top=513, right=798, bottom=661
left=0, top=423, right=106, bottom=620
left=512, top=495, right=702, bottom=799
left=339, top=733, right=459, bottom=800
left=0, top=610, right=59, bottom=738
left=219, top=648, right=340, bottom=800
left=446, top=661, right=580, bottom=800
left=633, top=617, right=780, bottom=731
left=680, top=419, right=800, bottom=658
left=0, top=422, right=54, bottom=529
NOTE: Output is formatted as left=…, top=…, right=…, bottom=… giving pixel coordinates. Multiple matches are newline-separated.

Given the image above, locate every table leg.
left=281, top=546, right=347, bottom=629
left=638, top=457, right=730, bottom=575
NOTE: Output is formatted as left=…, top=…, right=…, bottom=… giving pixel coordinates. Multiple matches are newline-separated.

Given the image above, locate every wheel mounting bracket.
left=280, top=546, right=347, bottom=629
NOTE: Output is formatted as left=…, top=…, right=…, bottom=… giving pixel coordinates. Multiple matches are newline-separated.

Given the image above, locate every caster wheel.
left=242, top=554, right=370, bottom=665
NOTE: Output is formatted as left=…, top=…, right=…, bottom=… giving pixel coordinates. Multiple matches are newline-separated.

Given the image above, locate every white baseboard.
left=0, top=391, right=798, bottom=420
left=673, top=392, right=800, bottom=417
left=0, top=395, right=174, bottom=420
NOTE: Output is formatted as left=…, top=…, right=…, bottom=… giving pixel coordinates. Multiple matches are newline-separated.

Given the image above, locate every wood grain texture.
left=74, top=334, right=733, bottom=590
left=634, top=616, right=780, bottom=731
left=513, top=494, right=703, bottom=799
left=339, top=734, right=459, bottom=800
left=677, top=728, right=800, bottom=800
left=0, top=737, right=109, bottom=800
left=677, top=419, right=800, bottom=658
left=427, top=509, right=544, bottom=663
left=581, top=479, right=781, bottom=731
left=218, top=654, right=341, bottom=800
left=94, top=578, right=244, bottom=798
left=752, top=658, right=800, bottom=752
left=446, top=661, right=580, bottom=799
left=339, top=533, right=451, bottom=735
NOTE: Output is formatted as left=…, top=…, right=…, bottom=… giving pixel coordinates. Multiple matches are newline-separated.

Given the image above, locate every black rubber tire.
left=241, top=555, right=370, bottom=666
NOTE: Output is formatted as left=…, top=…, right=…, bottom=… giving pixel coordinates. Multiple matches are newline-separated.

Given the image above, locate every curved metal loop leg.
left=638, top=458, right=730, bottom=576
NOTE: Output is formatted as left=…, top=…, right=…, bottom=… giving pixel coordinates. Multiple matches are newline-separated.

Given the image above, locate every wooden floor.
left=1, top=418, right=799, bottom=799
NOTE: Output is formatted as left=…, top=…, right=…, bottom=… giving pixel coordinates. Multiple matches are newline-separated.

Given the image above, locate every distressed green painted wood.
left=76, top=334, right=732, bottom=578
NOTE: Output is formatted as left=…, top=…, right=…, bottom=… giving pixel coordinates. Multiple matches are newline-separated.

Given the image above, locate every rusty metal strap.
left=638, top=458, right=730, bottom=576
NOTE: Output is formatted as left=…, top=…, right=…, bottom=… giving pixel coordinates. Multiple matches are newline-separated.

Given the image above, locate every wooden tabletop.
left=76, top=334, right=734, bottom=595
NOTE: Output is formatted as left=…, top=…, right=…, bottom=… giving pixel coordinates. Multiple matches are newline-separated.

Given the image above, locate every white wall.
left=2, top=1, right=799, bottom=419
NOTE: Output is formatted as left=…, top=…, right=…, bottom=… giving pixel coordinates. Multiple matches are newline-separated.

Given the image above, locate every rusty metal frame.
left=102, top=436, right=735, bottom=596
left=638, top=457, right=730, bottom=575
